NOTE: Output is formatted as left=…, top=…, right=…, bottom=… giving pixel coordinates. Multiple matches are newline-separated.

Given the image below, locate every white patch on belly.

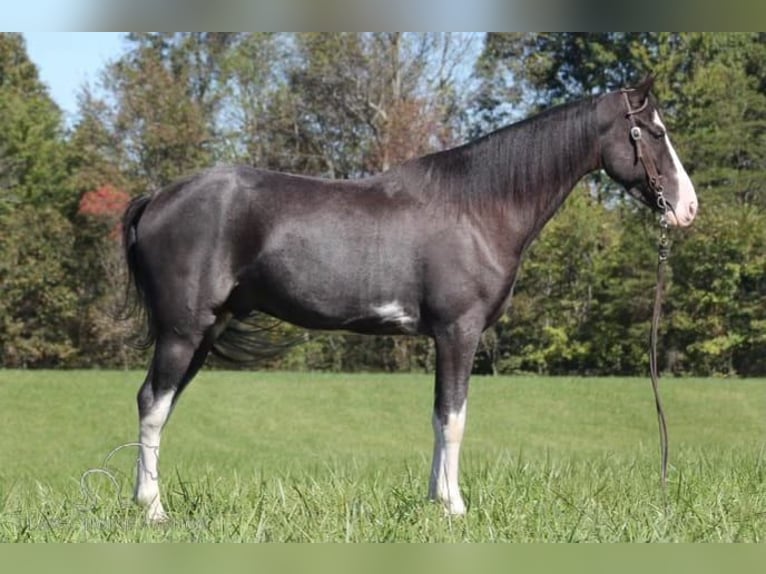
left=372, top=301, right=415, bottom=326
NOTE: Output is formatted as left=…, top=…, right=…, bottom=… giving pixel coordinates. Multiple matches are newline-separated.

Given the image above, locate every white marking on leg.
left=429, top=401, right=467, bottom=515
left=652, top=111, right=697, bottom=227
left=372, top=301, right=415, bottom=326
left=135, top=392, right=174, bottom=522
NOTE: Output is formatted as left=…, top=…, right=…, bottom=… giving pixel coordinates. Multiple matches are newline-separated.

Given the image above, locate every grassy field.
left=0, top=370, right=763, bottom=542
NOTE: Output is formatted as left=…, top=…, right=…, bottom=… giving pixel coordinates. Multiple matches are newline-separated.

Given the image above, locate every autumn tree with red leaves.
left=78, top=185, right=130, bottom=240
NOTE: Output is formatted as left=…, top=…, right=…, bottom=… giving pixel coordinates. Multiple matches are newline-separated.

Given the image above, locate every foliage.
left=0, top=34, right=79, bottom=367
left=663, top=34, right=766, bottom=375
left=74, top=184, right=143, bottom=368
left=102, top=33, right=217, bottom=191
left=0, top=206, right=78, bottom=366
left=78, top=185, right=130, bottom=229
left=0, top=34, right=69, bottom=212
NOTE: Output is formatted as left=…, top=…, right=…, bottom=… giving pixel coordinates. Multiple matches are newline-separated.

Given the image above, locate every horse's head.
left=599, top=76, right=697, bottom=227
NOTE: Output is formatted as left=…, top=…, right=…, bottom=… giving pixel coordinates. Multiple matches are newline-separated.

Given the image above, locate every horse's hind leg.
left=134, top=330, right=212, bottom=522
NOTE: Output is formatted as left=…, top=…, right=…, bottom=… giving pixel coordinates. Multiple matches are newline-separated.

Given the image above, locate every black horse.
left=122, top=76, right=697, bottom=522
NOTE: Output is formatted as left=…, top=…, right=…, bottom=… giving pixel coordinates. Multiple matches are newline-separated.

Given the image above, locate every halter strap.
left=621, top=90, right=664, bottom=199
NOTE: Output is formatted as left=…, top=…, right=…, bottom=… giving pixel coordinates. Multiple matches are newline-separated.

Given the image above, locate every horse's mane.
left=399, top=96, right=600, bottom=214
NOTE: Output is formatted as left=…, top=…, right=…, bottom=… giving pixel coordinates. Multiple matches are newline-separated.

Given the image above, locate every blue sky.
left=24, top=32, right=126, bottom=123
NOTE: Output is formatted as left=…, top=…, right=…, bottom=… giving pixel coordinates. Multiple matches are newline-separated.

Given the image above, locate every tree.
left=100, top=33, right=218, bottom=191
left=0, top=33, right=69, bottom=212
left=0, top=206, right=79, bottom=367
left=662, top=34, right=766, bottom=375
left=253, top=33, right=470, bottom=179
left=0, top=34, right=80, bottom=367
left=217, top=33, right=294, bottom=168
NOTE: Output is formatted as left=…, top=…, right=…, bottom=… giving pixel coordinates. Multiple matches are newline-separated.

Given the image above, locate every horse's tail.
left=121, top=193, right=156, bottom=348
left=210, top=314, right=301, bottom=365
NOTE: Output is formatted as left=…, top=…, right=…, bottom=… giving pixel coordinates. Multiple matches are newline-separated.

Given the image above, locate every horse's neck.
left=491, top=108, right=600, bottom=244
left=520, top=155, right=599, bottom=240
left=406, top=97, right=601, bottom=249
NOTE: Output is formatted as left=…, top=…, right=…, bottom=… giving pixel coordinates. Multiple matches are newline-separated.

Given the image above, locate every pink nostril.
left=688, top=201, right=698, bottom=219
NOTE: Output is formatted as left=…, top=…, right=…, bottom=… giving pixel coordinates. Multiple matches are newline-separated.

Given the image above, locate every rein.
left=623, top=88, right=671, bottom=488
left=650, top=201, right=671, bottom=488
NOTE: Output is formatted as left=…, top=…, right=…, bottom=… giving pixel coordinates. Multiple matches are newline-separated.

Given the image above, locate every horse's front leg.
left=429, top=318, right=482, bottom=515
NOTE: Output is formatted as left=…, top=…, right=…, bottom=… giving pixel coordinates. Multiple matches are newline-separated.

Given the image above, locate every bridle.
left=622, top=89, right=667, bottom=209
left=620, top=89, right=674, bottom=257
left=622, top=88, right=671, bottom=488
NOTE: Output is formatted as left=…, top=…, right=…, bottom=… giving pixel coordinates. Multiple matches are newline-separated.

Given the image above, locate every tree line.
left=1, top=32, right=764, bottom=376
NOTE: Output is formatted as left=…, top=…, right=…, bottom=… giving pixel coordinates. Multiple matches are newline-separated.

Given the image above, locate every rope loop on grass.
left=79, top=442, right=159, bottom=505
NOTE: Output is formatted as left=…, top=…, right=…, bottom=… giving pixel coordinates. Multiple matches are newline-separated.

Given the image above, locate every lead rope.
left=623, top=89, right=671, bottom=487
left=650, top=192, right=671, bottom=488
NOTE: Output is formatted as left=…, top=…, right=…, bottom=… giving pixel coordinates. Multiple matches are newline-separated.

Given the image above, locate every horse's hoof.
left=429, top=495, right=466, bottom=517
left=445, top=501, right=466, bottom=517
left=145, top=506, right=170, bottom=525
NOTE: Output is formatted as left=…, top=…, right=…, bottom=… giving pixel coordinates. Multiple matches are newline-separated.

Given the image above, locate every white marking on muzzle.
left=653, top=111, right=698, bottom=227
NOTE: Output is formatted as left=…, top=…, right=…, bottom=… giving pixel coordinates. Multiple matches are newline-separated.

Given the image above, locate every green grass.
left=0, top=370, right=763, bottom=541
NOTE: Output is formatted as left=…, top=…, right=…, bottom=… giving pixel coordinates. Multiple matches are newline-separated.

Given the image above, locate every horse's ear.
left=628, top=74, right=654, bottom=106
